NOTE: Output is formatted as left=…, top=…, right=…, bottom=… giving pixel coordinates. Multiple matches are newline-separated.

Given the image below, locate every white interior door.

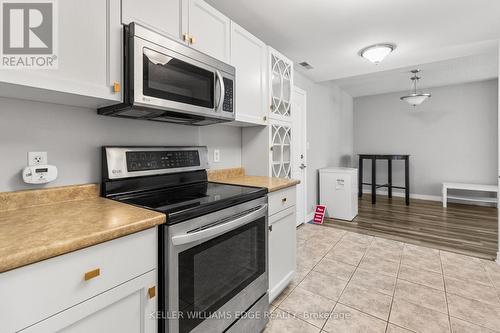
left=292, top=87, right=307, bottom=226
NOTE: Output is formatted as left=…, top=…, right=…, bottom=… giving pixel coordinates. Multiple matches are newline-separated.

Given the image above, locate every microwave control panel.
left=222, top=78, right=233, bottom=113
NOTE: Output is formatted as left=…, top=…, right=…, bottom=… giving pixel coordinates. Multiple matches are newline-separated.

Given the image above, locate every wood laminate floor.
left=323, top=195, right=498, bottom=260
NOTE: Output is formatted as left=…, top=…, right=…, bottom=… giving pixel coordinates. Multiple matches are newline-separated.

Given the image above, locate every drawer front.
left=268, top=186, right=296, bottom=216
left=0, top=227, right=157, bottom=333
left=20, top=270, right=157, bottom=333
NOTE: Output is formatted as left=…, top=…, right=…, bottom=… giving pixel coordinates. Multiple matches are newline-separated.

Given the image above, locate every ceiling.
left=206, top=0, right=500, bottom=82
left=333, top=52, right=499, bottom=97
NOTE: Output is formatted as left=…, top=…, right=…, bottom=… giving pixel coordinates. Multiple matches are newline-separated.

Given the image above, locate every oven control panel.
left=104, top=146, right=208, bottom=180
left=126, top=150, right=200, bottom=172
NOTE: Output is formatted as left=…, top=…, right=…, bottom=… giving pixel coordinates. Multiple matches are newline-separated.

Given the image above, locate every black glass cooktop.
left=117, top=182, right=266, bottom=225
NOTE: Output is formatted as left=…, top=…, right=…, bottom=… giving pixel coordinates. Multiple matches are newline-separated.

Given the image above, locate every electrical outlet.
left=213, top=149, right=220, bottom=162
left=28, top=152, right=47, bottom=166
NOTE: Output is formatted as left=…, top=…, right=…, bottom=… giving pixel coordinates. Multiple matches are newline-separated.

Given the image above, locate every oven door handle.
left=171, top=204, right=267, bottom=246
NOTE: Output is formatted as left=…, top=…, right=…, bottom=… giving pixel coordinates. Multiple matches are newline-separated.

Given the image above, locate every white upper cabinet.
left=122, top=0, right=230, bottom=63
left=0, top=0, right=122, bottom=106
left=270, top=121, right=293, bottom=178
left=230, top=22, right=267, bottom=126
left=187, top=0, right=230, bottom=62
left=269, top=47, right=294, bottom=123
left=121, top=0, right=186, bottom=42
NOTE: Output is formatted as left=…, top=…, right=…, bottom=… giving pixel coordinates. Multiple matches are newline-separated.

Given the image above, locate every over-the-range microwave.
left=98, top=23, right=235, bottom=126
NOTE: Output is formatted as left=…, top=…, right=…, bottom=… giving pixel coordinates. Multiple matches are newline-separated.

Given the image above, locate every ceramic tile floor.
left=264, top=223, right=500, bottom=333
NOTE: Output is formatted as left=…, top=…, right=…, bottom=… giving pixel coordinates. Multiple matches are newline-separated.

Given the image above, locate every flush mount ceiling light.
left=359, top=43, right=396, bottom=64
left=400, top=69, right=432, bottom=106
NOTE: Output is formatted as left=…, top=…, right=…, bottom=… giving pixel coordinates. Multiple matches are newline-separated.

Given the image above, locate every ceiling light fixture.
left=359, top=43, right=396, bottom=64
left=400, top=69, right=431, bottom=106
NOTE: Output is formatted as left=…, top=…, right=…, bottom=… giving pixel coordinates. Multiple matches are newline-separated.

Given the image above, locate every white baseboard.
left=361, top=188, right=441, bottom=202
left=361, top=188, right=496, bottom=207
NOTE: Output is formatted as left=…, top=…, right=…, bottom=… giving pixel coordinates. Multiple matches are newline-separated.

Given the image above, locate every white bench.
left=442, top=182, right=498, bottom=208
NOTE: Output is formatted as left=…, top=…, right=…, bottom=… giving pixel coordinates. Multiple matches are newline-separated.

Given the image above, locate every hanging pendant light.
left=400, top=69, right=431, bottom=106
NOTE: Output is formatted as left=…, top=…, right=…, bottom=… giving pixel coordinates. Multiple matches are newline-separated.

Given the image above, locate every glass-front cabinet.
left=269, top=47, right=294, bottom=123
left=270, top=122, right=292, bottom=178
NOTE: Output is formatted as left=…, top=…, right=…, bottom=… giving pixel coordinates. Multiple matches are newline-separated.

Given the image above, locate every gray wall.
left=295, top=72, right=354, bottom=214
left=0, top=97, right=242, bottom=191
left=354, top=79, right=498, bottom=197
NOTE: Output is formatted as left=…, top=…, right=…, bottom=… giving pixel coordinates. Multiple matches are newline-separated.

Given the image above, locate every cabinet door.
left=20, top=270, right=157, bottom=333
left=270, top=122, right=293, bottom=178
left=187, top=0, right=230, bottom=62
left=230, top=22, right=267, bottom=126
left=0, top=0, right=122, bottom=104
left=122, top=0, right=186, bottom=42
left=268, top=206, right=296, bottom=302
left=269, top=47, right=294, bottom=123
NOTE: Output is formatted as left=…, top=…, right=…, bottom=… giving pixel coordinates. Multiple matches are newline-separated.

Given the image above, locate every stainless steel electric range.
left=101, top=146, right=269, bottom=333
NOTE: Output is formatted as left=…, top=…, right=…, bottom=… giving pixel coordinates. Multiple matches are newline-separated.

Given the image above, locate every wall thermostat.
left=22, top=165, right=58, bottom=184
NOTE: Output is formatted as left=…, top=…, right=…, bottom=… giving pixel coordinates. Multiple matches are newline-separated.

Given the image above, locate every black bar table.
left=358, top=154, right=410, bottom=205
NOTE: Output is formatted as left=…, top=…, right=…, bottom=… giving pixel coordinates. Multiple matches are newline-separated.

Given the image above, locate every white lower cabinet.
left=268, top=187, right=297, bottom=302
left=21, top=270, right=157, bottom=333
left=0, top=227, right=158, bottom=333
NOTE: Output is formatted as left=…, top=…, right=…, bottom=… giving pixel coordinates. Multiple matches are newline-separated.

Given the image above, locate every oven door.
left=132, top=35, right=234, bottom=122
left=163, top=198, right=268, bottom=333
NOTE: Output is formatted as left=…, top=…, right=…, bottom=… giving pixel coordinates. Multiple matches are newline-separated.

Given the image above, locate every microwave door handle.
left=215, top=70, right=225, bottom=112
left=171, top=204, right=267, bottom=246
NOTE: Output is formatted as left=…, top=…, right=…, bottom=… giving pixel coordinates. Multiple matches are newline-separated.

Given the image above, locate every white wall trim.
left=361, top=187, right=496, bottom=207
left=362, top=188, right=441, bottom=202
left=306, top=212, right=315, bottom=223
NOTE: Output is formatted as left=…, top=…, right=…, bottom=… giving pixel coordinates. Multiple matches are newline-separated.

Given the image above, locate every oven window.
left=178, top=217, right=266, bottom=333
left=143, top=48, right=214, bottom=108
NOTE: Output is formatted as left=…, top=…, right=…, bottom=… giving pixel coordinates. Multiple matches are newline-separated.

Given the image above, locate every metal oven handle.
left=215, top=70, right=225, bottom=112
left=171, top=204, right=267, bottom=246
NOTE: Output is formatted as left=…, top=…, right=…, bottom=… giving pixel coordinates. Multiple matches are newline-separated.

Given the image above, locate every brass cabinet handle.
left=189, top=36, right=196, bottom=44
left=183, top=33, right=190, bottom=42
left=113, top=82, right=121, bottom=93
left=148, top=286, right=156, bottom=299
left=84, top=268, right=100, bottom=281
left=282, top=197, right=287, bottom=203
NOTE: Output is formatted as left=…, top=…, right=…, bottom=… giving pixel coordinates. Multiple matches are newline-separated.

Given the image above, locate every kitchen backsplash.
left=0, top=97, right=242, bottom=192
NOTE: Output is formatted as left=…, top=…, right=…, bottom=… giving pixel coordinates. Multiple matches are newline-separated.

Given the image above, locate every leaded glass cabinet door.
left=270, top=123, right=292, bottom=178
left=269, top=47, right=294, bottom=123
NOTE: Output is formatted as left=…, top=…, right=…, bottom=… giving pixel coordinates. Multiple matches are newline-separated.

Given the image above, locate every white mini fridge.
left=319, top=167, right=358, bottom=221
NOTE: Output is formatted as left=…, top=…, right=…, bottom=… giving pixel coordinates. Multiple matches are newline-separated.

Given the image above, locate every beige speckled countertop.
left=0, top=184, right=165, bottom=273
left=208, top=168, right=300, bottom=192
